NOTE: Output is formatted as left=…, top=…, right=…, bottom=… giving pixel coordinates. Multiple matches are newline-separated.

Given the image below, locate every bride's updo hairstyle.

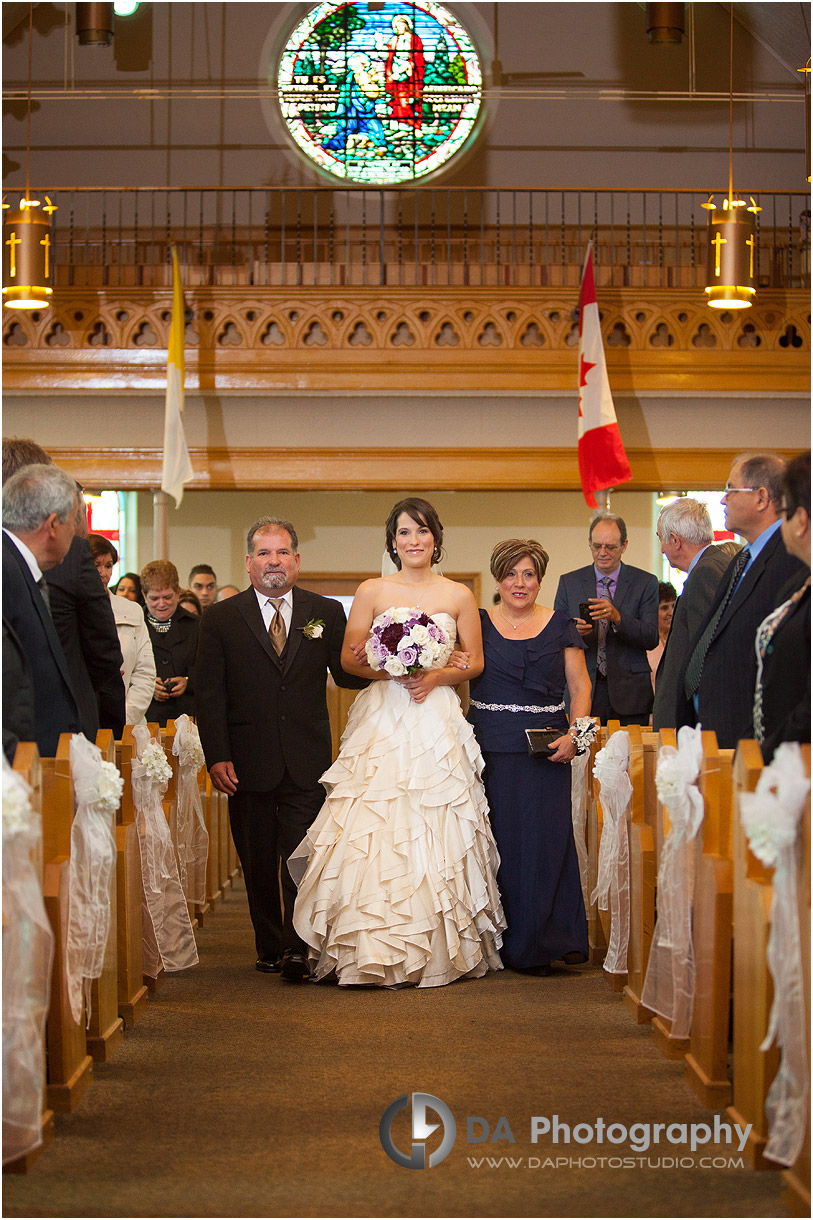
left=385, top=497, right=444, bottom=568
left=490, top=539, right=549, bottom=584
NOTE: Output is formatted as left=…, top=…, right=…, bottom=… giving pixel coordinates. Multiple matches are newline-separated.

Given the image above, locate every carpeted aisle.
left=4, top=879, right=789, bottom=1219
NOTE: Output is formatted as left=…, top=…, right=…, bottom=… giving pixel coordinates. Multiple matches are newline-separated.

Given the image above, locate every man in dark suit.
left=2, top=437, right=125, bottom=739
left=554, top=513, right=659, bottom=725
left=2, top=464, right=82, bottom=757
left=678, top=453, right=805, bottom=748
left=652, top=498, right=732, bottom=731
left=196, top=515, right=367, bottom=981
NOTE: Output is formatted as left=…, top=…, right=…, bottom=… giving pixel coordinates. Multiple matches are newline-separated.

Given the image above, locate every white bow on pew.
left=641, top=724, right=704, bottom=1039
left=172, top=715, right=209, bottom=906
left=591, top=730, right=632, bottom=974
left=740, top=741, right=810, bottom=1168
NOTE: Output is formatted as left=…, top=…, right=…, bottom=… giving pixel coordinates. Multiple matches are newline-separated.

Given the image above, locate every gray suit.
left=651, top=544, right=731, bottom=731
left=554, top=562, right=659, bottom=719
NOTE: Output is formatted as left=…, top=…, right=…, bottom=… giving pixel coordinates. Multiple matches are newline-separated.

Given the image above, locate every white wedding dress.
left=289, top=610, right=505, bottom=988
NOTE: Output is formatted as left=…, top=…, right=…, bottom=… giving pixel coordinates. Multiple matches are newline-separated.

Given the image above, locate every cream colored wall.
left=135, top=488, right=660, bottom=607
left=3, top=392, right=809, bottom=452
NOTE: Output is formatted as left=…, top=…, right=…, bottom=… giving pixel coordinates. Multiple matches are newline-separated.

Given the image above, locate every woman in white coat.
left=88, top=534, right=155, bottom=726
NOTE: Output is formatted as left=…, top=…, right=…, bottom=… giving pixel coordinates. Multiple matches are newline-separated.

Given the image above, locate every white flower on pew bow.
left=740, top=743, right=810, bottom=868
left=139, top=739, right=172, bottom=786
left=2, top=763, right=33, bottom=835
left=2, top=757, right=54, bottom=1167
left=591, top=730, right=632, bottom=974
left=641, top=724, right=704, bottom=1039
left=67, top=734, right=119, bottom=1027
left=740, top=741, right=810, bottom=1168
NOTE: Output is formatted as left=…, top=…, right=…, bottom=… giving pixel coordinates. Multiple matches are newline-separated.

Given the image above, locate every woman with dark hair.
left=753, top=451, right=810, bottom=760
left=113, top=571, right=146, bottom=609
left=87, top=534, right=155, bottom=727
left=178, top=588, right=203, bottom=617
left=647, top=580, right=678, bottom=690
left=290, top=497, right=504, bottom=988
left=140, top=560, right=199, bottom=728
left=464, top=539, right=593, bottom=975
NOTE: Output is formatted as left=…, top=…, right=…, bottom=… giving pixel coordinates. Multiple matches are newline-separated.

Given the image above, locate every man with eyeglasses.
left=554, top=512, right=659, bottom=726
left=676, top=452, right=805, bottom=748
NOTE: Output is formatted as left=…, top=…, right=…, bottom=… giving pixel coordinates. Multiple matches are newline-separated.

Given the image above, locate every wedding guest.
left=188, top=564, right=217, bottom=609
left=754, top=451, right=810, bottom=761
left=216, top=584, right=240, bottom=601
left=178, top=589, right=202, bottom=617
left=466, top=539, right=593, bottom=975
left=141, top=560, right=198, bottom=728
left=647, top=581, right=677, bottom=691
left=113, top=572, right=146, bottom=609
left=88, top=534, right=155, bottom=727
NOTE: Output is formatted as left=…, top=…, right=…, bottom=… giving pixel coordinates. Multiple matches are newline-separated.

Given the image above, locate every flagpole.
left=154, top=490, right=169, bottom=560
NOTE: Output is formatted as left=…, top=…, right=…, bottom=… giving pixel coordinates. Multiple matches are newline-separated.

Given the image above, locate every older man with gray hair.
left=652, top=498, right=732, bottom=730
left=3, top=463, right=82, bottom=756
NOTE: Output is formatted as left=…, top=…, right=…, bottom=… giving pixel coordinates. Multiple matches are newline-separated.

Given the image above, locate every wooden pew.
left=726, top=739, right=781, bottom=1171
left=84, top=731, right=125, bottom=1063
left=623, top=727, right=658, bottom=1023
left=40, top=735, right=94, bottom=1113
left=204, top=774, right=223, bottom=911
left=781, top=749, right=811, bottom=1216
left=4, top=743, right=54, bottom=1173
left=684, top=731, right=735, bottom=1109
left=115, top=727, right=149, bottom=1024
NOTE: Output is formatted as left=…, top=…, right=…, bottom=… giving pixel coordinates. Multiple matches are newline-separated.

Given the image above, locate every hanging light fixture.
left=75, top=2, right=115, bottom=46
left=646, top=4, right=685, bottom=45
left=702, top=4, right=759, bottom=310
left=2, top=4, right=57, bottom=310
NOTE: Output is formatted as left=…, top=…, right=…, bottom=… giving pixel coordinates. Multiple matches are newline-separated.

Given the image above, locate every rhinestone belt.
left=469, top=699, right=565, bottom=714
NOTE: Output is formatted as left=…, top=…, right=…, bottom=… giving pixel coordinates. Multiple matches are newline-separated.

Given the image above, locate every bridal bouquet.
left=366, top=608, right=452, bottom=678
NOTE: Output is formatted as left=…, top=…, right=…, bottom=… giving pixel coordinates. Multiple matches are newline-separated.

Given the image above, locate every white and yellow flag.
left=161, top=247, right=194, bottom=507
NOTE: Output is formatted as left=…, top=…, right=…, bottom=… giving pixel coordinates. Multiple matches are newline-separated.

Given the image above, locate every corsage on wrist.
left=569, top=717, right=599, bottom=755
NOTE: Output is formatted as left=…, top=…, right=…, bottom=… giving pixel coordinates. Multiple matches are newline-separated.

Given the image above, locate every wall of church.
left=3, top=2, right=805, bottom=193
left=130, top=486, right=662, bottom=607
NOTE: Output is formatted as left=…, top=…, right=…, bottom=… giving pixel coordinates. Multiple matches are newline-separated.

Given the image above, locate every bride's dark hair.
left=385, top=498, right=444, bottom=569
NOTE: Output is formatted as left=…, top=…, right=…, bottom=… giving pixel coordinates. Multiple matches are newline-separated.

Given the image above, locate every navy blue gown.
left=467, top=609, right=589, bottom=970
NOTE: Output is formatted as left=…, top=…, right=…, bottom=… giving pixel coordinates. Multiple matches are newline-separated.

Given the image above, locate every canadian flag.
left=577, top=243, right=631, bottom=508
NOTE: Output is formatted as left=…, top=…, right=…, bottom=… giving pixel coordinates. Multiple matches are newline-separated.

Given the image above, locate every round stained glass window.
left=277, top=1, right=483, bottom=184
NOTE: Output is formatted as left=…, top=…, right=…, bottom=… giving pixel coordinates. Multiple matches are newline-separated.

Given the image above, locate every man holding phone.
left=554, top=513, right=659, bottom=726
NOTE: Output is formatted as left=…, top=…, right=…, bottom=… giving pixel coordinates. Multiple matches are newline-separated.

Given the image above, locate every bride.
left=289, top=497, right=505, bottom=987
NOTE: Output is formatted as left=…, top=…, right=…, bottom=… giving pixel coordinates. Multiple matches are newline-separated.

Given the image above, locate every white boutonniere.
left=302, top=618, right=325, bottom=640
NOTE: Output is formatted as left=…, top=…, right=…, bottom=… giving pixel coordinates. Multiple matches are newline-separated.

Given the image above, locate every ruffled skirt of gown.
left=289, top=681, right=505, bottom=988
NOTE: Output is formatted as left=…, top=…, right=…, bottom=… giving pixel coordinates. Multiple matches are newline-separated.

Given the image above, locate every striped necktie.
left=597, top=576, right=613, bottom=676
left=37, top=575, right=52, bottom=617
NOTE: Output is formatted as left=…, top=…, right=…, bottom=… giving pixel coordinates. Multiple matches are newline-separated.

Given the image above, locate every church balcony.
left=3, top=186, right=809, bottom=395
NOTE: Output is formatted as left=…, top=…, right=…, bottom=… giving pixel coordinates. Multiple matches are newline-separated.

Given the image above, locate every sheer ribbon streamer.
left=591, top=731, right=632, bottom=973
left=2, top=759, right=54, bottom=1166
left=131, top=725, right=198, bottom=977
left=641, top=725, right=704, bottom=1038
left=66, top=734, right=121, bottom=1026
left=172, top=715, right=209, bottom=905
left=740, top=742, right=810, bottom=1168
left=571, top=751, right=590, bottom=907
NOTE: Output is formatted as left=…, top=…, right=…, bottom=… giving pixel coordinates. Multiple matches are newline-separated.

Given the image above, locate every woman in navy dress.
left=465, top=540, right=593, bottom=975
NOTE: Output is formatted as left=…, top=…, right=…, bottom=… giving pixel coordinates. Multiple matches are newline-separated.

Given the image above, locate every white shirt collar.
left=3, top=528, right=43, bottom=582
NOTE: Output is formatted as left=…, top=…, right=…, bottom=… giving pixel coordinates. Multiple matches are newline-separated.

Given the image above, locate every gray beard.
left=258, top=570, right=288, bottom=590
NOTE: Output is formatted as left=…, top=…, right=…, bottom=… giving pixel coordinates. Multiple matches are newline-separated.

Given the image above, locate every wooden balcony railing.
left=4, top=186, right=810, bottom=291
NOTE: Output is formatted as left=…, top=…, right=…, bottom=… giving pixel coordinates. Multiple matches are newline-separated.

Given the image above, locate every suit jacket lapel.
left=4, top=537, right=76, bottom=695
left=238, top=587, right=282, bottom=668
left=284, top=586, right=309, bottom=673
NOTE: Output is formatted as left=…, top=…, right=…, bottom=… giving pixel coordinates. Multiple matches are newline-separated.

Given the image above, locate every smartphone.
left=578, top=601, right=592, bottom=622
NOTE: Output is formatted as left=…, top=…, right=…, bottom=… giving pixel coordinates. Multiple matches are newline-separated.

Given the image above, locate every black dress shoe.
left=280, top=950, right=311, bottom=982
left=255, top=956, right=282, bottom=974
left=561, top=951, right=588, bottom=966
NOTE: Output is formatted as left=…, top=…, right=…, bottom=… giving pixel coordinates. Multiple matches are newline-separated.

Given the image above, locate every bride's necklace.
left=392, top=575, right=437, bottom=609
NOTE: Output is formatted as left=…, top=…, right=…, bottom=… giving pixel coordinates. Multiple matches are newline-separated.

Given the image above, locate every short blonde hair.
left=490, top=539, right=549, bottom=583
left=140, top=559, right=180, bottom=594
